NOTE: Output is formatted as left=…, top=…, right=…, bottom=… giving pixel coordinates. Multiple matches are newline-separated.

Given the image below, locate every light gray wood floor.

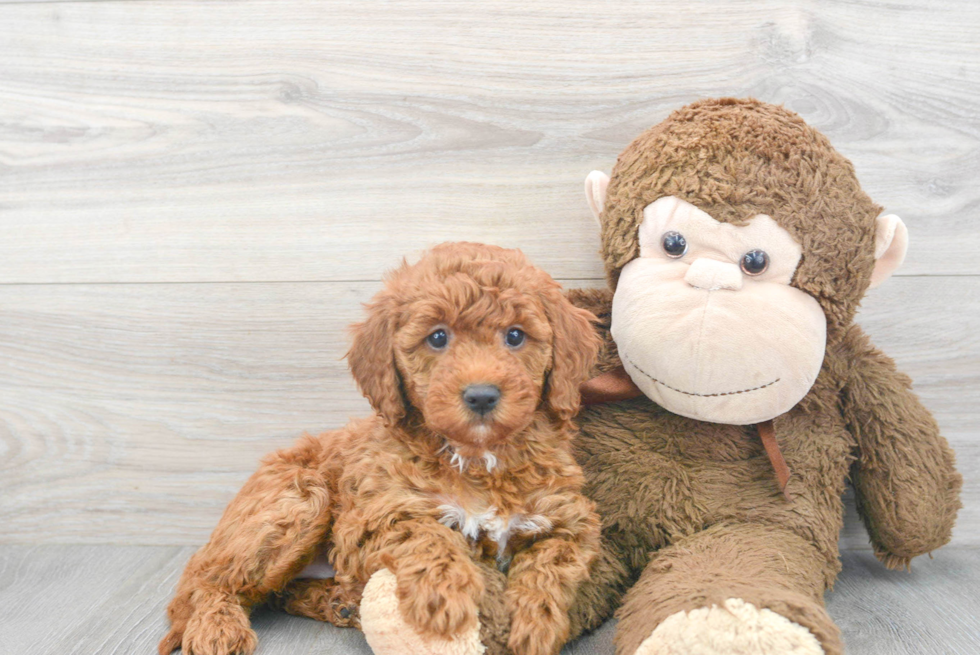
left=0, top=546, right=977, bottom=655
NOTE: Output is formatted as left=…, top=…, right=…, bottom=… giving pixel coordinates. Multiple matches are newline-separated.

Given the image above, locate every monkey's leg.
left=614, top=522, right=841, bottom=655
left=160, top=435, right=333, bottom=655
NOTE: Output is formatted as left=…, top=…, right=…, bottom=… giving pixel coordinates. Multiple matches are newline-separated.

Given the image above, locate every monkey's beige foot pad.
left=360, top=568, right=486, bottom=655
left=634, top=598, right=824, bottom=655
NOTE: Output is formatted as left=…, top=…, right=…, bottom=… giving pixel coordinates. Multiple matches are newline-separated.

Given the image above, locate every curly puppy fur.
left=159, top=242, right=602, bottom=655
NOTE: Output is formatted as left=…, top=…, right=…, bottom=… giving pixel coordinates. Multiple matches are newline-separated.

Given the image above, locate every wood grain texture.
left=0, top=545, right=375, bottom=655
left=0, top=546, right=976, bottom=654
left=1, top=276, right=976, bottom=546
left=0, top=0, right=977, bottom=554
left=1, top=0, right=979, bottom=282
left=828, top=550, right=980, bottom=655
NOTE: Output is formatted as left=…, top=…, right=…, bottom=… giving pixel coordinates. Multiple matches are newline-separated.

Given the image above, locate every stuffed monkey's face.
left=611, top=196, right=826, bottom=425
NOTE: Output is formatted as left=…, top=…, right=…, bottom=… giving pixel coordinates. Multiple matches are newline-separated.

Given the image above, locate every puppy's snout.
left=462, top=384, right=501, bottom=416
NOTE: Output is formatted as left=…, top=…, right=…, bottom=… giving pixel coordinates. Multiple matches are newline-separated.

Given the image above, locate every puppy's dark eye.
left=740, top=249, right=770, bottom=276
left=662, top=231, right=687, bottom=258
left=505, top=327, right=525, bottom=348
left=426, top=329, right=448, bottom=350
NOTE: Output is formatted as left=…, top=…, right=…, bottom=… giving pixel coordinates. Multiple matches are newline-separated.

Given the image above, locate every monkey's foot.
left=634, top=598, right=824, bottom=655
left=360, top=568, right=485, bottom=655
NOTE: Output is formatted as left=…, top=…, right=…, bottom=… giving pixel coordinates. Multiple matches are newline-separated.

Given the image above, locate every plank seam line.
left=0, top=273, right=971, bottom=287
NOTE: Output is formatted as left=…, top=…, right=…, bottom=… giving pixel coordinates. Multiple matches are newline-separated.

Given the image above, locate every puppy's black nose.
left=462, top=384, right=501, bottom=415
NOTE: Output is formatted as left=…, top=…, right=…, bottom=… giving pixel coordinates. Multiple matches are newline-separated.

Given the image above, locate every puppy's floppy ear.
left=347, top=293, right=406, bottom=426
left=543, top=288, right=601, bottom=424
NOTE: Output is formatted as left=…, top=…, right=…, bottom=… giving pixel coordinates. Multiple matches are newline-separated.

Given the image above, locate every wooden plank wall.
left=1, top=0, right=977, bottom=547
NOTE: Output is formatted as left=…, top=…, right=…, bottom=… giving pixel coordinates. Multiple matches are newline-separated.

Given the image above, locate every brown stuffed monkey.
left=565, top=97, right=962, bottom=654
left=359, top=98, right=962, bottom=655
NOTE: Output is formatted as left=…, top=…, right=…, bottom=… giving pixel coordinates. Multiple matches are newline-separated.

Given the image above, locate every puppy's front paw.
left=396, top=559, right=484, bottom=638
left=506, top=586, right=568, bottom=655
left=361, top=569, right=486, bottom=655
left=181, top=599, right=257, bottom=655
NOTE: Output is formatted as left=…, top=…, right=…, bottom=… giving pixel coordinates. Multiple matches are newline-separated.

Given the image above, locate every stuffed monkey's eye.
left=661, top=231, right=688, bottom=258
left=741, top=250, right=770, bottom=276
left=505, top=327, right=526, bottom=348
left=426, top=328, right=449, bottom=350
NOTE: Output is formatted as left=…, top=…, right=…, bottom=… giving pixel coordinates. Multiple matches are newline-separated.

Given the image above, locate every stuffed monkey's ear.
left=584, top=171, right=611, bottom=226
left=869, top=214, right=908, bottom=289
left=347, top=295, right=406, bottom=426
left=544, top=290, right=601, bottom=424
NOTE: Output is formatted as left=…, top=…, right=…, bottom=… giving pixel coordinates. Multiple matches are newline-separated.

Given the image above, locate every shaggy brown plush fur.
left=159, top=242, right=601, bottom=655
left=472, top=99, right=962, bottom=655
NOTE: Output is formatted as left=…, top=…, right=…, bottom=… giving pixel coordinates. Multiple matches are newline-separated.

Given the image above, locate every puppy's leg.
left=505, top=495, right=601, bottom=655
left=272, top=578, right=363, bottom=628
left=505, top=538, right=591, bottom=655
left=389, top=520, right=485, bottom=638
left=337, top=517, right=485, bottom=640
left=160, top=435, right=334, bottom=655
left=179, top=588, right=257, bottom=655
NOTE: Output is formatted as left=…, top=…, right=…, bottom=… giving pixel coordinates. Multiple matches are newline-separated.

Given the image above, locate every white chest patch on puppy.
left=437, top=499, right=552, bottom=557
left=437, top=502, right=499, bottom=541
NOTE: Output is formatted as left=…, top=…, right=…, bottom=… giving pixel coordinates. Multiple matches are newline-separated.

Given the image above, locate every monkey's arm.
left=839, top=325, right=962, bottom=570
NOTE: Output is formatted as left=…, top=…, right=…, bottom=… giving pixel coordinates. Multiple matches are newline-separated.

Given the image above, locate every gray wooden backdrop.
left=1, top=0, right=977, bottom=553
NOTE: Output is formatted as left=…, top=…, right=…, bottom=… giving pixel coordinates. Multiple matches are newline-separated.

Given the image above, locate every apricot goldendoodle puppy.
left=159, top=242, right=602, bottom=655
